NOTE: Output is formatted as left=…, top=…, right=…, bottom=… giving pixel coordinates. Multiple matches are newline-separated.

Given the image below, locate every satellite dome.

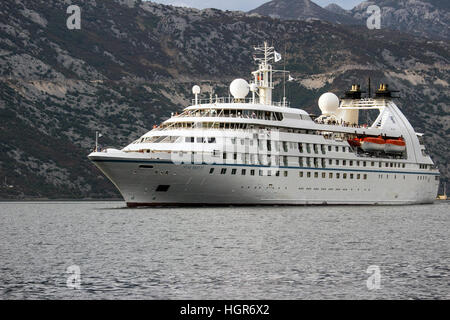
left=318, top=92, right=340, bottom=115
left=230, top=79, right=250, bottom=99
left=192, top=85, right=201, bottom=95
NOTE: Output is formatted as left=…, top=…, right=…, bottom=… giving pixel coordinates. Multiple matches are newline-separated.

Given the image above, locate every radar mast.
left=252, top=41, right=276, bottom=105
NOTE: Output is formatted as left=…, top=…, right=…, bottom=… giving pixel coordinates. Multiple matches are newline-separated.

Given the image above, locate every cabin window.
left=328, top=146, right=332, bottom=152
left=250, top=169, right=255, bottom=176
left=336, top=173, right=340, bottom=179
left=364, top=174, right=368, bottom=180
left=343, top=173, right=347, bottom=179
left=209, top=168, right=214, bottom=174
left=231, top=169, right=237, bottom=175
left=314, top=158, right=319, bottom=168
left=299, top=172, right=304, bottom=178
left=314, top=172, right=319, bottom=178
left=329, top=173, right=333, bottom=179
left=276, top=171, right=280, bottom=177
left=350, top=174, right=354, bottom=179
left=241, top=169, right=246, bottom=175
left=313, top=144, right=319, bottom=154
left=336, top=160, right=340, bottom=165
left=307, top=172, right=311, bottom=178
left=357, top=174, right=361, bottom=179
left=322, top=173, right=326, bottom=178
left=259, top=170, right=263, bottom=176
left=284, top=171, right=288, bottom=177
left=299, top=157, right=303, bottom=166
left=220, top=168, right=227, bottom=174
left=208, top=137, right=216, bottom=143
left=223, top=153, right=227, bottom=160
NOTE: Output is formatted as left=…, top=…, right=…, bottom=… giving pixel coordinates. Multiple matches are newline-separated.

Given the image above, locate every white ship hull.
left=88, top=43, right=441, bottom=206
left=89, top=153, right=439, bottom=207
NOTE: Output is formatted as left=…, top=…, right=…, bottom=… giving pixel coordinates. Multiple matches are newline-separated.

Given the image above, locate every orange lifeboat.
left=385, top=138, right=406, bottom=153
left=361, top=136, right=385, bottom=152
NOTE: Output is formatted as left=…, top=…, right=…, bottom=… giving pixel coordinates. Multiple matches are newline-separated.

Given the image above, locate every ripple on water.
left=0, top=201, right=449, bottom=299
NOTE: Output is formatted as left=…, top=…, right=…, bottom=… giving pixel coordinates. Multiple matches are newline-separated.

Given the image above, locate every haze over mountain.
left=0, top=0, right=448, bottom=199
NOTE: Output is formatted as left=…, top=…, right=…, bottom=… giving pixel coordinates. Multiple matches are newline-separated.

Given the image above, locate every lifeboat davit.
left=360, top=137, right=385, bottom=152
left=385, top=139, right=406, bottom=153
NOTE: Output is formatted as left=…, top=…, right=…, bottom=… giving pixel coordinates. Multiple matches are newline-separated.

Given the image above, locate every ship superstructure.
left=88, top=42, right=440, bottom=206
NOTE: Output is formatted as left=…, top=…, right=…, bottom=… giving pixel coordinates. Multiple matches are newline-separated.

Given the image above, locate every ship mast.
left=252, top=41, right=275, bottom=105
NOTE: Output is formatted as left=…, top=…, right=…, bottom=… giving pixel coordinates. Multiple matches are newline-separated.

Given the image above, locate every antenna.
left=368, top=77, right=371, bottom=98
left=283, top=43, right=286, bottom=107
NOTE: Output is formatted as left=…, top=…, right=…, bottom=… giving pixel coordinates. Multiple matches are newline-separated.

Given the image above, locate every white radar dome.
left=318, top=92, right=340, bottom=115
left=230, top=79, right=250, bottom=99
left=192, top=85, right=201, bottom=95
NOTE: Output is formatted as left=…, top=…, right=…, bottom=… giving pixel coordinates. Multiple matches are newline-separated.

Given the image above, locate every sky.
left=150, top=0, right=363, bottom=11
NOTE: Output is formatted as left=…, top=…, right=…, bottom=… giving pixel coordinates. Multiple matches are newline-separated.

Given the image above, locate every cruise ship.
left=88, top=42, right=440, bottom=207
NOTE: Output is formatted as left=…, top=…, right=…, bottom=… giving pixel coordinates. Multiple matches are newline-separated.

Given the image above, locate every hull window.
left=156, top=185, right=170, bottom=192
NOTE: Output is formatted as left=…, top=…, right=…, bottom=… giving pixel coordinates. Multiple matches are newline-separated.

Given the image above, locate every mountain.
left=324, top=3, right=352, bottom=16
left=0, top=0, right=449, bottom=199
left=250, top=0, right=450, bottom=40
left=249, top=0, right=360, bottom=25
left=351, top=0, right=450, bottom=39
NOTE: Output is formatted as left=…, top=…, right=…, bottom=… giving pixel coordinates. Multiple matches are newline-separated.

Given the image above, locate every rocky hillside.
left=0, top=0, right=448, bottom=199
left=351, top=0, right=450, bottom=40
left=252, top=0, right=450, bottom=40
left=249, top=0, right=360, bottom=24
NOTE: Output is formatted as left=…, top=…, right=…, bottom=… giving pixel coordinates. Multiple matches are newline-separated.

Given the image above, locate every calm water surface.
left=0, top=201, right=449, bottom=299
